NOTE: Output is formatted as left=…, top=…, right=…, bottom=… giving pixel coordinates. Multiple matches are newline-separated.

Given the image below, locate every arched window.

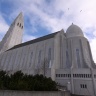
left=29, top=52, right=33, bottom=67
left=48, top=48, right=51, bottom=60
left=22, top=26, right=23, bottom=29
left=19, top=23, right=21, bottom=27
left=48, top=48, right=51, bottom=68
left=38, top=50, right=41, bottom=64
left=66, top=50, right=70, bottom=68
left=17, top=23, right=19, bottom=26
left=76, top=49, right=81, bottom=68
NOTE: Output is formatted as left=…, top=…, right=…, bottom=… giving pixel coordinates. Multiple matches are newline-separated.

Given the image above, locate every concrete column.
left=70, top=40, right=74, bottom=94
left=70, top=68, right=74, bottom=94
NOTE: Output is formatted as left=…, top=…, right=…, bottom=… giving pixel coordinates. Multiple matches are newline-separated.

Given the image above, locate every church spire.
left=14, top=12, right=23, bottom=23
left=0, top=12, right=24, bottom=53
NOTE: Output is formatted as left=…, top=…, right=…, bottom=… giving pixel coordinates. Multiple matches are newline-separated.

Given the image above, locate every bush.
left=0, top=70, right=58, bottom=91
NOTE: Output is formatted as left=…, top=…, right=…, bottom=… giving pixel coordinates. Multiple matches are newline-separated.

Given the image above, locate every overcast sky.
left=0, top=0, right=96, bottom=63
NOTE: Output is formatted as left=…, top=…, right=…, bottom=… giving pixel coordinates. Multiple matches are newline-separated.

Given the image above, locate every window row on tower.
left=56, top=74, right=92, bottom=78
left=80, top=84, right=87, bottom=89
left=73, top=74, right=91, bottom=78
left=56, top=74, right=71, bottom=78
left=17, top=23, right=23, bottom=29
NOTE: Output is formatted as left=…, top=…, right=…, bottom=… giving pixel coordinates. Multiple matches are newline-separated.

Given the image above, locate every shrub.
left=0, top=70, right=58, bottom=91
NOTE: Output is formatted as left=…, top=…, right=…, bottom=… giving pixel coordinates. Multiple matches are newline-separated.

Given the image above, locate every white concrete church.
left=0, top=13, right=96, bottom=96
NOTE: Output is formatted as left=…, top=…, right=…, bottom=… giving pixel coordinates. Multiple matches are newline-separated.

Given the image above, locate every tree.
left=0, top=70, right=7, bottom=89
left=0, top=70, right=58, bottom=91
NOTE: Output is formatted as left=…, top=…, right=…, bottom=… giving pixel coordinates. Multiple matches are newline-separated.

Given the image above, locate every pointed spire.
left=17, top=12, right=23, bottom=18
left=14, top=12, right=23, bottom=23
left=0, top=12, right=24, bottom=53
left=19, top=12, right=23, bottom=15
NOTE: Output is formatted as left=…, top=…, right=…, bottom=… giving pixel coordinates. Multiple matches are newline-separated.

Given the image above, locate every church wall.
left=62, top=38, right=67, bottom=68
left=54, top=33, right=60, bottom=70
left=8, top=49, right=17, bottom=71
left=19, top=46, right=28, bottom=71
left=72, top=69, right=95, bottom=95
left=25, top=44, right=37, bottom=74
left=56, top=79, right=71, bottom=86
left=15, top=48, right=23, bottom=70
left=66, top=36, right=91, bottom=68
left=13, top=47, right=23, bottom=71
left=0, top=53, right=4, bottom=69
left=31, top=37, right=54, bottom=76
left=54, top=31, right=67, bottom=70
left=34, top=41, right=45, bottom=70
left=81, top=37, right=92, bottom=68
left=59, top=32, right=67, bottom=69
left=55, top=68, right=96, bottom=95
left=52, top=31, right=67, bottom=80
left=66, top=39, right=72, bottom=68
left=6, top=51, right=14, bottom=70
left=23, top=45, right=32, bottom=73
left=55, top=69, right=71, bottom=86
left=67, top=38, right=73, bottom=68
left=2, top=53, right=7, bottom=69
left=1, top=52, right=9, bottom=70
left=0, top=37, right=55, bottom=77
left=3, top=50, right=14, bottom=71
left=73, top=79, right=94, bottom=95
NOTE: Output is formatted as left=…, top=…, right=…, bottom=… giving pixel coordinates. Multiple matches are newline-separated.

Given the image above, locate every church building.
left=0, top=13, right=96, bottom=96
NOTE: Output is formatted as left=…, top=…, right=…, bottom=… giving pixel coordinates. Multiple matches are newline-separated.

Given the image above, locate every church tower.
left=0, top=12, right=24, bottom=53
left=66, top=24, right=93, bottom=68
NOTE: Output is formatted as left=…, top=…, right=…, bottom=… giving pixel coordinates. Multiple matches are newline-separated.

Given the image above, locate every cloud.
left=3, top=0, right=96, bottom=32
left=93, top=31, right=96, bottom=37
left=90, top=38, right=96, bottom=63
left=1, top=0, right=96, bottom=62
left=0, top=14, right=9, bottom=40
left=11, top=0, right=96, bottom=32
left=23, top=34, right=36, bottom=42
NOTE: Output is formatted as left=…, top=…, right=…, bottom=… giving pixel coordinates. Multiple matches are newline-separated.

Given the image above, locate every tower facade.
left=0, top=12, right=24, bottom=53
left=66, top=24, right=93, bottom=68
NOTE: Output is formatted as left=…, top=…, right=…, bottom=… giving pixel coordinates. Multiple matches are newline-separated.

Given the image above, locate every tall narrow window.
left=66, top=50, right=70, bottom=68
left=48, top=48, right=51, bottom=68
left=76, top=49, right=81, bottom=68
left=17, top=23, right=19, bottom=26
left=29, top=52, right=33, bottom=67
left=38, top=50, right=41, bottom=65
left=22, top=26, right=23, bottom=29
left=19, top=23, right=21, bottom=27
